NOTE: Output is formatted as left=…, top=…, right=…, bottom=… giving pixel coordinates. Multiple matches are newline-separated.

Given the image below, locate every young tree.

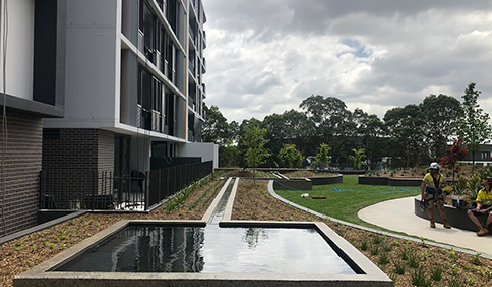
left=438, top=137, right=469, bottom=182
left=456, top=83, right=492, bottom=165
left=312, top=143, right=331, bottom=170
left=349, top=148, right=366, bottom=170
left=243, top=124, right=270, bottom=181
left=279, top=144, right=303, bottom=168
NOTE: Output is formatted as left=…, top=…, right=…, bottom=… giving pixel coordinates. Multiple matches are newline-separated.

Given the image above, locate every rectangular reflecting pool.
left=15, top=220, right=392, bottom=287
left=55, top=225, right=356, bottom=274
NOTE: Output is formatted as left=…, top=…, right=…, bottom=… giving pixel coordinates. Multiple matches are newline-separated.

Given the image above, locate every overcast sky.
left=202, top=0, right=492, bottom=123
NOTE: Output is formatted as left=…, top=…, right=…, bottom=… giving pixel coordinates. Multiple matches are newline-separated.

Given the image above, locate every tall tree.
left=359, top=113, right=386, bottom=170
left=281, top=109, right=315, bottom=155
left=384, top=105, right=426, bottom=168
left=300, top=96, right=352, bottom=167
left=261, top=113, right=288, bottom=167
left=420, top=94, right=462, bottom=158
left=348, top=109, right=386, bottom=170
left=456, top=83, right=492, bottom=165
left=202, top=105, right=234, bottom=145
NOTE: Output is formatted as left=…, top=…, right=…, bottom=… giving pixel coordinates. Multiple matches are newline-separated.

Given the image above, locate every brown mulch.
left=2, top=173, right=492, bottom=286
left=377, top=164, right=484, bottom=179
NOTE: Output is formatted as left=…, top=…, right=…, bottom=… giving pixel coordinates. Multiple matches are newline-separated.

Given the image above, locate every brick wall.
left=98, top=130, right=115, bottom=171
left=42, top=129, right=115, bottom=209
left=0, top=111, right=42, bottom=237
left=43, top=128, right=115, bottom=172
left=43, top=129, right=98, bottom=170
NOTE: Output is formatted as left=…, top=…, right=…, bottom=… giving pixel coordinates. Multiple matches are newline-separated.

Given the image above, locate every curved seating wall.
left=413, top=195, right=484, bottom=232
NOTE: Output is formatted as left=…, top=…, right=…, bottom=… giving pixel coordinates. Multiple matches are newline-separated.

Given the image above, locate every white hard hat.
left=429, top=162, right=439, bottom=170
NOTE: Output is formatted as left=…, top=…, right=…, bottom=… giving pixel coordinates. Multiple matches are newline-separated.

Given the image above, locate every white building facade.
left=43, top=0, right=215, bottom=177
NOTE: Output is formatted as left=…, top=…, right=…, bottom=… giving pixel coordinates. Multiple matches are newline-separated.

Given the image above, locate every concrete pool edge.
left=15, top=220, right=392, bottom=287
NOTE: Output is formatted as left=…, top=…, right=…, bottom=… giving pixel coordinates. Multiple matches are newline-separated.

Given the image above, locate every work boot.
left=443, top=219, right=451, bottom=229
left=430, top=219, right=436, bottom=228
left=477, top=226, right=489, bottom=237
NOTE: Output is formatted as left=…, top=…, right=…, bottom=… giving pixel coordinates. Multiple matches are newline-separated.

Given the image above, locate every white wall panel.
left=0, top=0, right=34, bottom=100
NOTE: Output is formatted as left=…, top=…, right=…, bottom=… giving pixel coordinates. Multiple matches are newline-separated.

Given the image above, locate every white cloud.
left=203, top=0, right=492, bottom=122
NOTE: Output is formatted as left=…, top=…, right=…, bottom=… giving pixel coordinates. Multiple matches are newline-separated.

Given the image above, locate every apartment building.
left=0, top=0, right=66, bottom=236
left=43, top=0, right=216, bottom=179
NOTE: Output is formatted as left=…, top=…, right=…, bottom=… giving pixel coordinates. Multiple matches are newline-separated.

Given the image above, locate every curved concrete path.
left=358, top=196, right=492, bottom=256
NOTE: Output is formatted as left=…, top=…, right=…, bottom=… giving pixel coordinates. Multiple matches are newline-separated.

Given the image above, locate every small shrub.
left=408, top=252, right=420, bottom=268
left=472, top=253, right=481, bottom=265
left=370, top=244, right=379, bottom=256
left=411, top=267, right=432, bottom=287
left=449, top=248, right=457, bottom=260
left=383, top=243, right=392, bottom=252
left=431, top=265, right=442, bottom=281
left=392, top=259, right=405, bottom=275
left=372, top=234, right=383, bottom=245
left=379, top=252, right=389, bottom=265
left=361, top=241, right=368, bottom=251
left=388, top=272, right=398, bottom=284
left=401, top=249, right=409, bottom=261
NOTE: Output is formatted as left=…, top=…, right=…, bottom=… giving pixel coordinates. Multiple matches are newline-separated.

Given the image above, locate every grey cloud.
left=203, top=0, right=492, bottom=122
left=205, top=0, right=492, bottom=38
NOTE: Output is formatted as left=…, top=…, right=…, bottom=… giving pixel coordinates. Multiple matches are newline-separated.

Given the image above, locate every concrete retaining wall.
left=308, top=174, right=343, bottom=185
left=388, top=178, right=422, bottom=186
left=360, top=176, right=454, bottom=187
left=358, top=176, right=388, bottom=185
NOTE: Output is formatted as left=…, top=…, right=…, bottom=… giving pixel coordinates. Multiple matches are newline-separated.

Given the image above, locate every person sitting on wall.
left=467, top=177, right=492, bottom=236
left=421, top=162, right=451, bottom=229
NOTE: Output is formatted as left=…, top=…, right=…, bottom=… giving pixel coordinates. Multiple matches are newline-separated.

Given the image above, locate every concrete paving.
left=358, top=196, right=492, bottom=256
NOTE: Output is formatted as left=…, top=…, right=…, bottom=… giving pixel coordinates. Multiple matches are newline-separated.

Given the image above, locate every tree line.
left=203, top=82, right=491, bottom=170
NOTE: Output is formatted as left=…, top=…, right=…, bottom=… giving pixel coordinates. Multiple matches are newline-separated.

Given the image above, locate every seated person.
left=467, top=177, right=492, bottom=236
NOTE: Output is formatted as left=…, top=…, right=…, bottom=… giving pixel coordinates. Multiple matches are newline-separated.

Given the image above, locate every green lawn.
left=275, top=175, right=420, bottom=229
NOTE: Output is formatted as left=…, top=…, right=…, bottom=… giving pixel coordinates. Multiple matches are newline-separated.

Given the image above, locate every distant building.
left=460, top=144, right=492, bottom=166
left=0, top=0, right=65, bottom=236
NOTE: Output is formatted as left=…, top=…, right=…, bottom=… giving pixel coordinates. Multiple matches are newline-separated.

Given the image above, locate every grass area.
left=275, top=175, right=420, bottom=228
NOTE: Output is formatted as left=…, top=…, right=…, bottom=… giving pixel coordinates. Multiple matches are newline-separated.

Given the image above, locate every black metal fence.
left=146, top=161, right=213, bottom=207
left=150, top=157, right=201, bottom=170
left=39, top=170, right=145, bottom=210
left=39, top=161, right=213, bottom=211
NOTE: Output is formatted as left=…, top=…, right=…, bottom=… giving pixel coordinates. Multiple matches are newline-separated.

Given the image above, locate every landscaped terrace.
left=2, top=170, right=492, bottom=286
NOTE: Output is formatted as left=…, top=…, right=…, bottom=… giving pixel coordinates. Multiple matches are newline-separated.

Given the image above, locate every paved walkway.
left=358, top=196, right=492, bottom=256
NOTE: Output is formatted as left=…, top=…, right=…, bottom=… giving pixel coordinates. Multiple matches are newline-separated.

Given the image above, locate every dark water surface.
left=56, top=225, right=355, bottom=274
